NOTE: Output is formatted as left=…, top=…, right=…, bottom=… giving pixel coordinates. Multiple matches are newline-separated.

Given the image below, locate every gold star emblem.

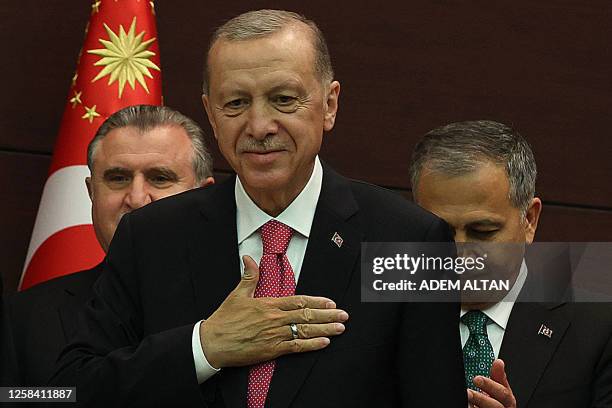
left=150, top=1, right=155, bottom=15
left=91, top=1, right=101, bottom=14
left=71, top=72, right=78, bottom=87
left=70, top=91, right=83, bottom=108
left=87, top=17, right=160, bottom=98
left=82, top=105, right=101, bottom=123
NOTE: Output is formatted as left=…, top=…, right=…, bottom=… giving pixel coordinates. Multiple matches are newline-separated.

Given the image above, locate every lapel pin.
left=538, top=324, right=553, bottom=339
left=331, top=232, right=344, bottom=248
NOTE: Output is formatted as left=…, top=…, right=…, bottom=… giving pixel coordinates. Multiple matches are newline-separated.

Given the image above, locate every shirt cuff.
left=192, top=320, right=221, bottom=384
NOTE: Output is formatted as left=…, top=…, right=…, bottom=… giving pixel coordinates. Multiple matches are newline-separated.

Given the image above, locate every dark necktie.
left=462, top=310, right=495, bottom=391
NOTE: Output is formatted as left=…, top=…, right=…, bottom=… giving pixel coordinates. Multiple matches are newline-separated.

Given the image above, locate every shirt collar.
left=461, top=259, right=528, bottom=330
left=235, top=156, right=323, bottom=244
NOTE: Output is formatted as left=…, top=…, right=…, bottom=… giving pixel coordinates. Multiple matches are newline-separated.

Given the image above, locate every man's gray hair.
left=202, top=9, right=334, bottom=94
left=87, top=105, right=213, bottom=182
left=410, top=120, right=537, bottom=214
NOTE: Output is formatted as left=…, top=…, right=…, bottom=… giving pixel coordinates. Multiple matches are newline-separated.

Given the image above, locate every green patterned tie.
left=462, top=310, right=495, bottom=391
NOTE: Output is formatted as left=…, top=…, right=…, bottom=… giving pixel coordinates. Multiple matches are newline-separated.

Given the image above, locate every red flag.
left=20, top=0, right=162, bottom=290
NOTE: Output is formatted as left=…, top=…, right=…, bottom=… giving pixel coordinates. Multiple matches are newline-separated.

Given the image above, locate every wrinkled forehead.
left=415, top=162, right=515, bottom=218
left=92, top=125, right=193, bottom=169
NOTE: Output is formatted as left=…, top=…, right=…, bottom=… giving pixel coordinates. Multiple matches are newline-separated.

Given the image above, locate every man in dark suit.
left=50, top=9, right=467, bottom=407
left=411, top=120, right=612, bottom=407
left=3, top=105, right=214, bottom=385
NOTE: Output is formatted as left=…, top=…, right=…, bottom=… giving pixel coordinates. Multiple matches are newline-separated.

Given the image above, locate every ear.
left=202, top=94, right=218, bottom=140
left=524, top=197, right=542, bottom=244
left=85, top=176, right=93, bottom=202
left=323, top=80, right=340, bottom=132
left=199, top=176, right=215, bottom=188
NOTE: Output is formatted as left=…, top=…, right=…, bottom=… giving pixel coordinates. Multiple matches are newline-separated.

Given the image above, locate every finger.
left=233, top=255, right=260, bottom=297
left=466, top=388, right=477, bottom=408
left=281, top=307, right=349, bottom=325
left=474, top=376, right=515, bottom=407
left=467, top=388, right=503, bottom=408
left=275, top=337, right=331, bottom=356
left=490, top=359, right=512, bottom=390
left=293, top=322, right=346, bottom=339
left=466, top=389, right=479, bottom=408
left=275, top=294, right=337, bottom=310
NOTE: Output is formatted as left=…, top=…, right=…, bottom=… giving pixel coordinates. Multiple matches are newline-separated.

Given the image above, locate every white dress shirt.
left=191, top=157, right=323, bottom=384
left=460, top=260, right=528, bottom=358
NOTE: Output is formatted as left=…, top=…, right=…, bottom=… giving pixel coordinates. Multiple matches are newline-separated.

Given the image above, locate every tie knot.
left=260, top=220, right=293, bottom=255
left=461, top=310, right=489, bottom=336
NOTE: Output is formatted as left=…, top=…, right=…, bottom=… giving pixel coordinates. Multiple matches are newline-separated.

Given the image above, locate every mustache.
left=238, top=137, right=288, bottom=153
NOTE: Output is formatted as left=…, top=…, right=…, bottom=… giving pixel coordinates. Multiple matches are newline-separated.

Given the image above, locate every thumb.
left=234, top=255, right=259, bottom=297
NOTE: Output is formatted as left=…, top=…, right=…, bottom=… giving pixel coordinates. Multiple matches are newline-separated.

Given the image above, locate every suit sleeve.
left=398, top=216, right=467, bottom=407
left=49, top=215, right=207, bottom=407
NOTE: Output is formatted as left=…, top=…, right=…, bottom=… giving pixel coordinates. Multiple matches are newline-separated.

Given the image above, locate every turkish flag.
left=20, top=0, right=162, bottom=290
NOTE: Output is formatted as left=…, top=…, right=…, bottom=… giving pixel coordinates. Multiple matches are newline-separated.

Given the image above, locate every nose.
left=245, top=100, right=279, bottom=140
left=453, top=230, right=470, bottom=259
left=453, top=229, right=467, bottom=244
left=453, top=232, right=484, bottom=261
left=124, top=175, right=152, bottom=210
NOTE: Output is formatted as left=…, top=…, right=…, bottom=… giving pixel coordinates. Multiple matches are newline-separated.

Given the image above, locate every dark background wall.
left=2, top=1, right=611, bottom=293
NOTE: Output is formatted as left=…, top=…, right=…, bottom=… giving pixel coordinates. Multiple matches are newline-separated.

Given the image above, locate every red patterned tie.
left=247, top=220, right=296, bottom=408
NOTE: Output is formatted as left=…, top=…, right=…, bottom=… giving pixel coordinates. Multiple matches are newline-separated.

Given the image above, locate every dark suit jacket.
left=500, top=254, right=612, bottom=408
left=51, top=165, right=467, bottom=407
left=3, top=265, right=102, bottom=385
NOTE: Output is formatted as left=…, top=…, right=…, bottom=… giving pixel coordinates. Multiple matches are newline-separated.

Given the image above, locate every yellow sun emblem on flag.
left=88, top=17, right=160, bottom=98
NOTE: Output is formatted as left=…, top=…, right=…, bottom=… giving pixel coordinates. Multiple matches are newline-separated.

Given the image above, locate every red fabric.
left=49, top=0, right=162, bottom=174
left=247, top=220, right=296, bottom=408
left=21, top=225, right=105, bottom=290
left=21, top=0, right=162, bottom=289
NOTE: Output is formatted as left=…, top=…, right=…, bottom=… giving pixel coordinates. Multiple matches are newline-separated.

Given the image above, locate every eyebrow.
left=268, top=81, right=303, bottom=93
left=144, top=167, right=179, bottom=180
left=102, top=167, right=179, bottom=179
left=465, top=219, right=504, bottom=228
left=102, top=167, right=132, bottom=177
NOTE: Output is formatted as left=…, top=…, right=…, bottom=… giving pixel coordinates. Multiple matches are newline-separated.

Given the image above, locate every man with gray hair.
left=52, top=9, right=467, bottom=407
left=411, top=120, right=612, bottom=407
left=4, top=105, right=214, bottom=386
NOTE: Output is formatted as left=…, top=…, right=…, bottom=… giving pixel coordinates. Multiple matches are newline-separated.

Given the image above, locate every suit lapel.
left=190, top=177, right=241, bottom=320
left=500, top=250, right=573, bottom=406
left=188, top=177, right=247, bottom=408
left=499, top=301, right=569, bottom=407
left=267, top=165, right=362, bottom=408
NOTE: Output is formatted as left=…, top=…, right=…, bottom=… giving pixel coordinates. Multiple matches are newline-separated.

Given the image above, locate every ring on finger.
left=289, top=323, right=299, bottom=340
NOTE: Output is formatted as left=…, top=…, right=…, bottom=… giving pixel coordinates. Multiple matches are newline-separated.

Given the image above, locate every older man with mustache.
left=50, top=9, right=467, bottom=408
